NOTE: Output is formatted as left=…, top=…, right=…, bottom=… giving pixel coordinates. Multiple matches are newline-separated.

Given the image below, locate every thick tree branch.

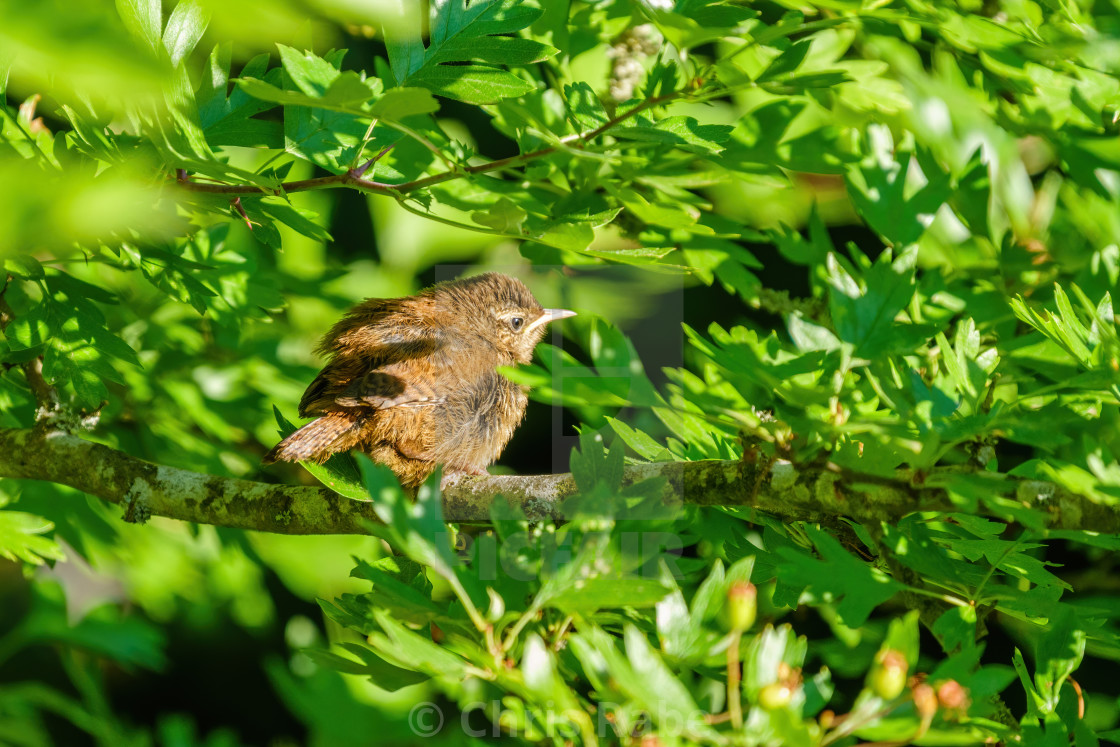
left=1, top=428, right=1117, bottom=536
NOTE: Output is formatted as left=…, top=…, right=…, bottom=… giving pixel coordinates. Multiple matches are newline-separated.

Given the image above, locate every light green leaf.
left=272, top=407, right=366, bottom=500
left=368, top=87, right=440, bottom=120
left=428, top=35, right=557, bottom=66
left=162, top=0, right=208, bottom=66
left=0, top=511, right=65, bottom=565
left=546, top=578, right=670, bottom=613
left=407, top=65, right=535, bottom=105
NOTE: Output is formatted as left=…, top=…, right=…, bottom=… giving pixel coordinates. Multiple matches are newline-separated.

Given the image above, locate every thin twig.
left=0, top=279, right=61, bottom=416
left=173, top=88, right=688, bottom=199
left=230, top=197, right=253, bottom=231
left=727, top=630, right=743, bottom=729
left=1069, top=677, right=1085, bottom=719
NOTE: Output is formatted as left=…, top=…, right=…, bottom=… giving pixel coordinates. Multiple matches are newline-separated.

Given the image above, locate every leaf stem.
left=381, top=118, right=457, bottom=169
left=727, top=629, right=744, bottom=729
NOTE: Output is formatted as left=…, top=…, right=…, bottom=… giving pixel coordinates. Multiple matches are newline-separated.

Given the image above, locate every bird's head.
left=432, top=273, right=575, bottom=364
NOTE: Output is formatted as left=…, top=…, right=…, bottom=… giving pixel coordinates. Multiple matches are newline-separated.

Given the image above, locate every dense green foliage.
left=3, top=0, right=1120, bottom=744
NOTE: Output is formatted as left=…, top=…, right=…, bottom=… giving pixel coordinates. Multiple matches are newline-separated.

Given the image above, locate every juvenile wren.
left=264, top=272, right=575, bottom=489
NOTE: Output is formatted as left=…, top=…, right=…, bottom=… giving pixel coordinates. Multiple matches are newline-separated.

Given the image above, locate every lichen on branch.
left=0, top=428, right=1115, bottom=536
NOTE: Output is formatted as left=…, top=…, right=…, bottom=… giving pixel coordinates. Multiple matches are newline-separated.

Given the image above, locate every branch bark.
left=1, top=428, right=1117, bottom=536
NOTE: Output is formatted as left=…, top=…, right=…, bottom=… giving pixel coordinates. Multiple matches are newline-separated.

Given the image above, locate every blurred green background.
left=4, top=0, right=1120, bottom=743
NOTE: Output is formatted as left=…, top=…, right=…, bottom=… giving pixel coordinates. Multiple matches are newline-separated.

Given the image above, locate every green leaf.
left=302, top=646, right=430, bottom=691
left=471, top=197, right=527, bottom=233
left=1034, top=607, right=1086, bottom=713
left=606, top=417, right=674, bottom=461
left=358, top=456, right=460, bottom=585
left=775, top=526, right=901, bottom=627
left=0, top=511, right=65, bottom=565
left=116, top=0, right=161, bottom=48
left=845, top=127, right=951, bottom=246
left=385, top=0, right=544, bottom=104
left=367, top=87, right=440, bottom=120
left=237, top=73, right=375, bottom=115
left=428, top=35, right=557, bottom=66
left=564, top=82, right=608, bottom=130
left=546, top=578, right=670, bottom=613
left=162, top=0, right=208, bottom=67
left=612, top=116, right=734, bottom=153
left=272, top=407, right=366, bottom=500
left=618, top=625, right=722, bottom=740
left=570, top=430, right=625, bottom=494
left=932, top=605, right=979, bottom=652
left=365, top=609, right=468, bottom=679
left=196, top=47, right=282, bottom=147
left=612, top=187, right=698, bottom=229
left=348, top=557, right=449, bottom=626
left=826, top=248, right=931, bottom=358
left=407, top=65, right=535, bottom=105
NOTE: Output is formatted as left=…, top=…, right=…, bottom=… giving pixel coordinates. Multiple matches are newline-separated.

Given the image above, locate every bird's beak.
left=527, top=308, right=576, bottom=333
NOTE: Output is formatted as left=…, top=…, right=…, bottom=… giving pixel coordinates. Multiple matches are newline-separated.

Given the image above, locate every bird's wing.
left=316, top=297, right=445, bottom=358
left=334, top=368, right=448, bottom=409
left=298, top=308, right=452, bottom=417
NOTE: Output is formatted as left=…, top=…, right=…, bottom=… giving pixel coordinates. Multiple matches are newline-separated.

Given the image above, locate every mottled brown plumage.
left=263, top=273, right=575, bottom=489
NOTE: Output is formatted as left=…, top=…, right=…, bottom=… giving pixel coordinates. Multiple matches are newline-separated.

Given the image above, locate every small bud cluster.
left=607, top=25, right=663, bottom=102
left=845, top=649, right=970, bottom=737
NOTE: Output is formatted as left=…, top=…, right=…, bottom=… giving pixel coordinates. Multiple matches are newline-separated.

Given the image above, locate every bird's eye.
left=510, top=317, right=524, bottom=332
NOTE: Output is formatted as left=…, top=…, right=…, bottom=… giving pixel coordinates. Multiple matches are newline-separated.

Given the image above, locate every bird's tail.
left=263, top=412, right=360, bottom=464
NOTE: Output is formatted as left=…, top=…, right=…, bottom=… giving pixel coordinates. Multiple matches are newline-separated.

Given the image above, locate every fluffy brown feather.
left=264, top=273, right=574, bottom=489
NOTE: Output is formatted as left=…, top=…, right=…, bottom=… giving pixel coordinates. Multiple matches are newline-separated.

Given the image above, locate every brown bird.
left=264, top=272, right=575, bottom=489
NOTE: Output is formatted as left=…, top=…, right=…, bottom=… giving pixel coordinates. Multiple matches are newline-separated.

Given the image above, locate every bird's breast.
left=422, top=370, right=527, bottom=471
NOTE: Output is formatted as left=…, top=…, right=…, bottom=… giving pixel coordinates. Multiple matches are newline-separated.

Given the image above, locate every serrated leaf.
left=408, top=65, right=535, bottom=105
left=827, top=249, right=930, bottom=358
left=428, top=35, right=557, bottom=66
left=564, top=82, right=608, bottom=129
left=385, top=0, right=542, bottom=103
left=775, top=526, right=900, bottom=627
left=605, top=417, right=674, bottom=461
left=613, top=115, right=734, bottom=152
left=0, top=511, right=65, bottom=565
left=570, top=430, right=624, bottom=494
left=846, top=127, right=951, bottom=246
